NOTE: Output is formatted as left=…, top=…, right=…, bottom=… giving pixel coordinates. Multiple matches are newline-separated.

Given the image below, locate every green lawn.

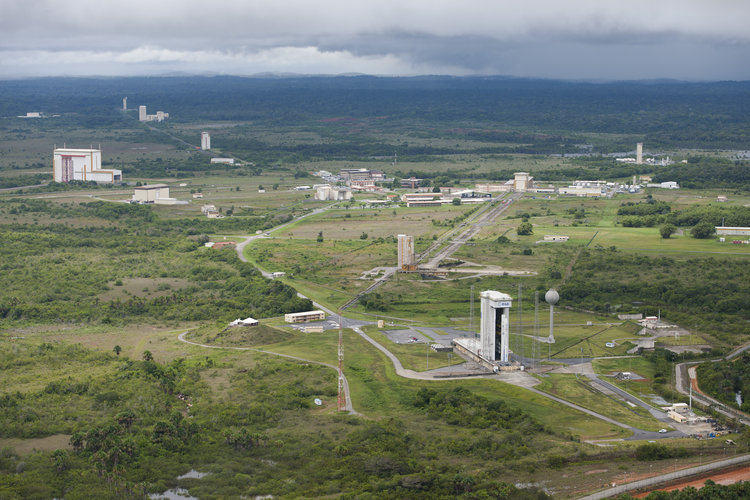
left=534, top=374, right=666, bottom=432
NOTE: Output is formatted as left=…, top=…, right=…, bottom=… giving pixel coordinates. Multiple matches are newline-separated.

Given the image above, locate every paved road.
left=235, top=204, right=337, bottom=278
left=177, top=331, right=359, bottom=415
left=424, top=193, right=520, bottom=268
left=228, top=197, right=686, bottom=437
left=674, top=341, right=750, bottom=426
left=579, top=454, right=750, bottom=499
left=340, top=194, right=519, bottom=310
left=0, top=183, right=47, bottom=193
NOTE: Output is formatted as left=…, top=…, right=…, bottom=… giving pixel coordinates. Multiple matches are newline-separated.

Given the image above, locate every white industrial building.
left=138, top=105, right=169, bottom=122
left=646, top=181, right=680, bottom=190
left=401, top=192, right=443, bottom=207
left=210, top=158, right=234, bottom=165
left=397, top=234, right=416, bottom=271
left=132, top=184, right=184, bottom=205
left=53, top=148, right=121, bottom=184
left=284, top=310, right=326, bottom=323
left=716, top=226, right=750, bottom=237
left=314, top=184, right=352, bottom=201
left=475, top=172, right=535, bottom=194
left=559, top=181, right=606, bottom=197
left=201, top=132, right=211, bottom=151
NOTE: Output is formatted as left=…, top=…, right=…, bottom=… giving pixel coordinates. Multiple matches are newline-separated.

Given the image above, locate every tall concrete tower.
left=636, top=143, right=643, bottom=165
left=122, top=97, right=127, bottom=110
left=480, top=290, right=513, bottom=362
left=139, top=105, right=147, bottom=122
left=397, top=234, right=415, bottom=270
left=201, top=131, right=211, bottom=151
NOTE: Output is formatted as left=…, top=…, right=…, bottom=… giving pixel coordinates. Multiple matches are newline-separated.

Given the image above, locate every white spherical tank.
left=545, top=289, right=559, bottom=305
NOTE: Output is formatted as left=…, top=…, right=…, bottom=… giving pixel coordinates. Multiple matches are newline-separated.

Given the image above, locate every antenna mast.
left=337, top=310, right=345, bottom=412
left=518, top=282, right=523, bottom=363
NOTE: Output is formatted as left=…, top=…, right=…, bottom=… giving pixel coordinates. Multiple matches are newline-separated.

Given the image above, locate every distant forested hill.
left=1, top=76, right=749, bottom=149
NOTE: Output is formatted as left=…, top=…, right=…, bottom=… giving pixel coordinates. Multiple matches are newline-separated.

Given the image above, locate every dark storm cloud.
left=2, top=0, right=749, bottom=79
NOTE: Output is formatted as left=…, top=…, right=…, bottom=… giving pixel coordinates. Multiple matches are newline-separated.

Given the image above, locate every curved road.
left=228, top=202, right=677, bottom=437
left=177, top=331, right=358, bottom=415
left=675, top=341, right=750, bottom=426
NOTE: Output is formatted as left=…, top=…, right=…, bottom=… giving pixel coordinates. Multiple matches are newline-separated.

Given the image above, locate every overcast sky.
left=2, top=0, right=749, bottom=80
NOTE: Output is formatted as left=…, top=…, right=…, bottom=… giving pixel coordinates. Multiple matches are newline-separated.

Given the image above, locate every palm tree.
left=113, top=345, right=122, bottom=356
left=142, top=350, right=153, bottom=362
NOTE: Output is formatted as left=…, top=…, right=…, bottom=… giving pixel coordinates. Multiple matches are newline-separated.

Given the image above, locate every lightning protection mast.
left=337, top=310, right=345, bottom=412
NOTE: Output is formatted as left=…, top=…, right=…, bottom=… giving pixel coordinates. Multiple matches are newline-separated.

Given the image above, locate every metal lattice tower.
left=337, top=311, right=345, bottom=412
left=518, top=283, right=523, bottom=362
left=469, top=285, right=475, bottom=340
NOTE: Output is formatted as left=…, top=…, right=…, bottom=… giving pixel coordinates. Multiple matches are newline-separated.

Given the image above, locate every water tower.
left=545, top=289, right=559, bottom=344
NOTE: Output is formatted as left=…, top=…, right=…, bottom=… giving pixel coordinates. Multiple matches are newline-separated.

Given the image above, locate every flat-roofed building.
left=284, top=310, right=326, bottom=323
left=400, top=177, right=423, bottom=188
left=716, top=226, right=750, bottom=237
left=401, top=192, right=441, bottom=204
left=475, top=181, right=514, bottom=193
left=53, top=148, right=121, bottom=183
left=133, top=184, right=170, bottom=204
left=340, top=168, right=385, bottom=182
left=559, top=185, right=603, bottom=197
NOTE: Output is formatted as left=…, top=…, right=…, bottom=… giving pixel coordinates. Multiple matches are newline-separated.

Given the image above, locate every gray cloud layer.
left=2, top=0, right=749, bottom=79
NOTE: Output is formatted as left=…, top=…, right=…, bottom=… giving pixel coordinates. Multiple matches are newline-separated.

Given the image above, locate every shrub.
left=517, top=222, right=533, bottom=236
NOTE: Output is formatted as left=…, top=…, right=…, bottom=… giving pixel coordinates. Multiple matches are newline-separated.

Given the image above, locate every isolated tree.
left=452, top=198, right=461, bottom=206
left=660, top=223, right=677, bottom=239
left=258, top=185, right=264, bottom=191
left=272, top=184, right=279, bottom=190
left=516, top=222, right=533, bottom=236
left=360, top=232, right=368, bottom=240
left=317, top=231, right=324, bottom=243
left=691, top=221, right=715, bottom=239
left=113, top=345, right=122, bottom=356
left=142, top=350, right=153, bottom=362
left=432, top=186, right=441, bottom=193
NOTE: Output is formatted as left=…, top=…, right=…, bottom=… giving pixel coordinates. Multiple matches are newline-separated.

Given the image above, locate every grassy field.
left=534, top=374, right=666, bottom=432
left=274, top=204, right=472, bottom=240
left=20, top=320, right=635, bottom=441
